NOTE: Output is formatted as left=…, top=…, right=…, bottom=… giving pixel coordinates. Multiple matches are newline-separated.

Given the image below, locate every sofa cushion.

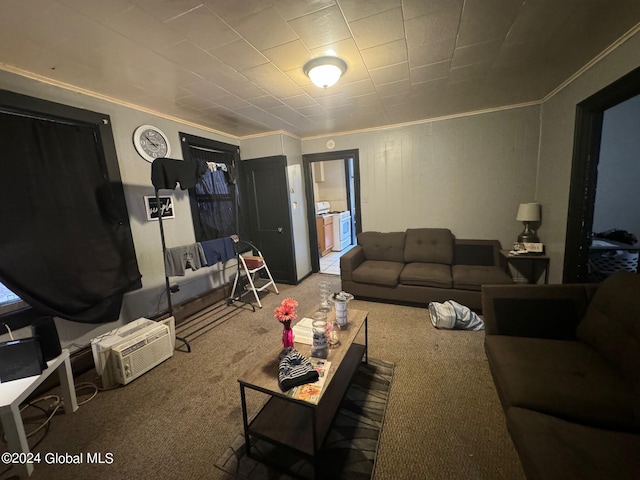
left=404, top=228, right=453, bottom=264
left=399, top=262, right=452, bottom=288
left=481, top=284, right=596, bottom=337
left=452, top=265, right=513, bottom=291
left=576, top=271, right=640, bottom=387
left=352, top=260, right=404, bottom=287
left=485, top=335, right=639, bottom=432
left=357, top=231, right=406, bottom=263
left=507, top=407, right=640, bottom=480
left=491, top=297, right=582, bottom=339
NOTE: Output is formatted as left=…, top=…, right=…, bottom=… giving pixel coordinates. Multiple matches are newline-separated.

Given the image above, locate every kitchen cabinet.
left=316, top=215, right=334, bottom=257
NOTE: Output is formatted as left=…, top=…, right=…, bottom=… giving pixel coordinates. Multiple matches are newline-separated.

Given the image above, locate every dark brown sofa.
left=482, top=271, right=640, bottom=480
left=340, top=228, right=514, bottom=310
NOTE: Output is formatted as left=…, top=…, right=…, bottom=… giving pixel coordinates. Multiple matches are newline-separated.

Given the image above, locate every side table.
left=0, top=348, right=78, bottom=477
left=500, top=250, right=550, bottom=284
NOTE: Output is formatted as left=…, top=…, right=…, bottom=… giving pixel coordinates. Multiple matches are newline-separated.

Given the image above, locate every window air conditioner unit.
left=91, top=317, right=174, bottom=389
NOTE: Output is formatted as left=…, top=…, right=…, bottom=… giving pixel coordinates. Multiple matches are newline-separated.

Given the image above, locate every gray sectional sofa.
left=340, top=228, right=514, bottom=310
left=482, top=271, right=640, bottom=479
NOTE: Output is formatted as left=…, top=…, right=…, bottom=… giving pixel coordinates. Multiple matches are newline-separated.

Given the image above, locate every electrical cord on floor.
left=0, top=371, right=127, bottom=478
left=74, top=382, right=99, bottom=405
left=0, top=380, right=104, bottom=478
left=0, top=401, right=53, bottom=479
left=76, top=374, right=122, bottom=392
left=19, top=395, right=62, bottom=439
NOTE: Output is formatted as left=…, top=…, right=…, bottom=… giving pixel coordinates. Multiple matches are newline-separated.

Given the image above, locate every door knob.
left=277, top=227, right=283, bottom=233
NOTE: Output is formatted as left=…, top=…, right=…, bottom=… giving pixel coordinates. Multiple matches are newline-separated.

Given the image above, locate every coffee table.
left=237, top=308, right=368, bottom=474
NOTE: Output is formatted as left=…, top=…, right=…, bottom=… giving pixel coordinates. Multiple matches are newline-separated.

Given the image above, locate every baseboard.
left=172, top=284, right=232, bottom=325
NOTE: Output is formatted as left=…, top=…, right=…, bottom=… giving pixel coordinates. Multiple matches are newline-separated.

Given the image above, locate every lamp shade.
left=516, top=203, right=541, bottom=222
left=303, top=56, right=347, bottom=89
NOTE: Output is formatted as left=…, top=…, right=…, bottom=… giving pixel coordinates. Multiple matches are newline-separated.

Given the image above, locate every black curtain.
left=0, top=112, right=141, bottom=323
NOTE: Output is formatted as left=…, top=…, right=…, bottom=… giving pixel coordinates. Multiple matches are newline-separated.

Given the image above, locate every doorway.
left=303, top=149, right=361, bottom=275
left=564, top=66, right=640, bottom=282
left=589, top=94, right=640, bottom=281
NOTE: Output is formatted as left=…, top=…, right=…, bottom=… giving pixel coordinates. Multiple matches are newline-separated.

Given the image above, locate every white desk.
left=0, top=349, right=78, bottom=477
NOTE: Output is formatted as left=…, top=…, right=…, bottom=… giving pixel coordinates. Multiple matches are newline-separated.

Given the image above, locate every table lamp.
left=516, top=203, right=541, bottom=242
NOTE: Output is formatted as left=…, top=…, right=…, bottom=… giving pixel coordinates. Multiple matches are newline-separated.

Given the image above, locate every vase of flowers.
left=275, top=297, right=298, bottom=349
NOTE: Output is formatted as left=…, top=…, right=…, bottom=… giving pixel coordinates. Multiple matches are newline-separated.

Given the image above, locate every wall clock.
left=133, top=125, right=171, bottom=162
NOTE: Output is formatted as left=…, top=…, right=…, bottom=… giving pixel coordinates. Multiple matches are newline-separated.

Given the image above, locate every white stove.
left=316, top=201, right=352, bottom=252
left=330, top=210, right=351, bottom=220
left=316, top=201, right=331, bottom=217
left=332, top=211, right=352, bottom=251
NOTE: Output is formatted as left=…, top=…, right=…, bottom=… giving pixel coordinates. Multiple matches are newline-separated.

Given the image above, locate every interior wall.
left=537, top=29, right=640, bottom=283
left=303, top=106, right=542, bottom=252
left=238, top=134, right=283, bottom=160
left=0, top=68, right=240, bottom=349
left=592, top=93, right=640, bottom=242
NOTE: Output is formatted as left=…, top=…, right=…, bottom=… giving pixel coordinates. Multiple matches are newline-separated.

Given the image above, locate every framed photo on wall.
left=144, top=195, right=175, bottom=221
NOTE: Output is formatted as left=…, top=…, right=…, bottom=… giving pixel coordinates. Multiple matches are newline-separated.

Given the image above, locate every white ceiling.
left=1, top=0, right=639, bottom=138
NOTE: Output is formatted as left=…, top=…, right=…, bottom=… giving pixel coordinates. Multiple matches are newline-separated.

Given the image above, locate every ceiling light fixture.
left=303, top=56, right=347, bottom=89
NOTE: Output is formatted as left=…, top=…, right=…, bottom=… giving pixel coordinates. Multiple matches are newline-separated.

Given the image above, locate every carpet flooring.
left=1, top=274, right=525, bottom=480
left=215, top=358, right=394, bottom=480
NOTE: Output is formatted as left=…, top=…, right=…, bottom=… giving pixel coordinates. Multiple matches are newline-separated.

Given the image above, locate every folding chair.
left=229, top=240, right=279, bottom=308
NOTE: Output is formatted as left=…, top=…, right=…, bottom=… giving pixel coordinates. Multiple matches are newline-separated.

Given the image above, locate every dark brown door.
left=239, top=155, right=297, bottom=284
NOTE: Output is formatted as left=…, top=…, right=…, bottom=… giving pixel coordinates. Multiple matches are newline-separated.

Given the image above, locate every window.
left=179, top=133, right=241, bottom=242
left=194, top=160, right=237, bottom=239
left=0, top=89, right=141, bottom=325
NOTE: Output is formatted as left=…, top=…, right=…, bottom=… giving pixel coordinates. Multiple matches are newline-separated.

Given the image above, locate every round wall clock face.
left=133, top=125, right=171, bottom=162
